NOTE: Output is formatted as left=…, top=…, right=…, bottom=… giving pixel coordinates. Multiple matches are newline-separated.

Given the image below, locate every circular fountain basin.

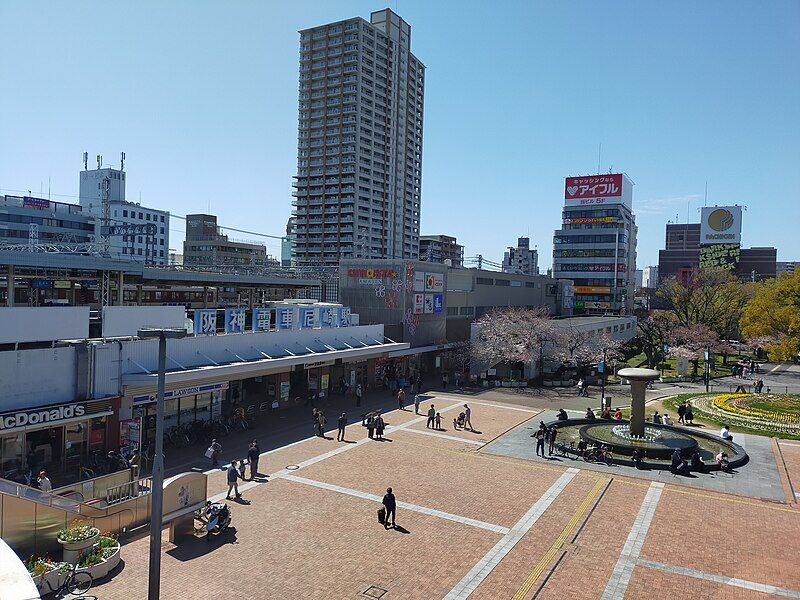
left=579, top=422, right=699, bottom=459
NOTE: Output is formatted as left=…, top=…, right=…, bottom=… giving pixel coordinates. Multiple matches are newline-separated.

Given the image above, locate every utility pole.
left=600, top=347, right=607, bottom=408
left=704, top=347, right=710, bottom=393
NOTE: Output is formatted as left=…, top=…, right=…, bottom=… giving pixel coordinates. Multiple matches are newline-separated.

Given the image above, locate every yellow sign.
left=574, top=286, right=611, bottom=294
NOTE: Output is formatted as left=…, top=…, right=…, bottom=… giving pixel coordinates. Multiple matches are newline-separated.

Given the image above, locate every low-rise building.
left=0, top=195, right=95, bottom=246
left=419, top=235, right=464, bottom=266
left=183, top=214, right=271, bottom=269
left=502, top=236, right=539, bottom=275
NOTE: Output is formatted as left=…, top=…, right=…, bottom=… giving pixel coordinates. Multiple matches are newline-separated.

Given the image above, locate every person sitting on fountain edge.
left=631, top=448, right=643, bottom=469
left=557, top=408, right=568, bottom=421
left=613, top=408, right=623, bottom=420
left=690, top=449, right=705, bottom=474
left=671, top=449, right=689, bottom=475
left=585, top=407, right=596, bottom=420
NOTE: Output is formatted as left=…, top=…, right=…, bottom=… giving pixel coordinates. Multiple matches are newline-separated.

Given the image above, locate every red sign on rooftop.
left=564, top=174, right=623, bottom=200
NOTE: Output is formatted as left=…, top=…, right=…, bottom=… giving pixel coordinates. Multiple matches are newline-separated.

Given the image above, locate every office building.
left=78, top=159, right=169, bottom=265
left=419, top=234, right=463, bottom=266
left=777, top=261, right=797, bottom=275
left=552, top=173, right=637, bottom=315
left=183, top=214, right=270, bottom=269
left=657, top=206, right=776, bottom=282
left=642, top=266, right=659, bottom=288
left=502, top=236, right=539, bottom=275
left=292, top=9, right=425, bottom=267
left=0, top=195, right=95, bottom=246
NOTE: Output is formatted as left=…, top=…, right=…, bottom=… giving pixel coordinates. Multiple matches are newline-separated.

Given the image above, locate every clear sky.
left=1, top=1, right=798, bottom=267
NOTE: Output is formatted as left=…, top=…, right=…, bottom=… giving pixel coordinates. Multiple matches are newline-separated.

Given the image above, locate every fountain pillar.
left=617, top=368, right=660, bottom=438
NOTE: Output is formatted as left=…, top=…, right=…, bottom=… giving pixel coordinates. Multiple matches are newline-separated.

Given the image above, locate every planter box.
left=58, top=531, right=99, bottom=552
left=86, top=543, right=121, bottom=579
left=31, top=565, right=64, bottom=596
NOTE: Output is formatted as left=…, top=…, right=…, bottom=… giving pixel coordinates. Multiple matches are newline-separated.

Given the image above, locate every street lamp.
left=137, top=327, right=187, bottom=600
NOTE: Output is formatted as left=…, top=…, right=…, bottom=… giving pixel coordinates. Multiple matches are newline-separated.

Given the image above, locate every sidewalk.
left=157, top=380, right=435, bottom=479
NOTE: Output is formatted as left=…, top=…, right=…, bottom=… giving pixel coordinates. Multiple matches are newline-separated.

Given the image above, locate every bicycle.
left=553, top=440, right=575, bottom=458
left=38, top=561, right=93, bottom=596
left=583, top=445, right=614, bottom=466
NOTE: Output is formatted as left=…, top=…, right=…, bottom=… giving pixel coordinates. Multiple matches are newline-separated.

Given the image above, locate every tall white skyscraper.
left=292, top=9, right=425, bottom=267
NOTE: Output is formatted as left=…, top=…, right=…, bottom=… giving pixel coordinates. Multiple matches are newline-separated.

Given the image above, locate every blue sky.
left=1, top=1, right=798, bottom=267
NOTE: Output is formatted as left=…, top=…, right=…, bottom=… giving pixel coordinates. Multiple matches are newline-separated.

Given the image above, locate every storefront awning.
left=386, top=343, right=455, bottom=358
left=121, top=341, right=409, bottom=391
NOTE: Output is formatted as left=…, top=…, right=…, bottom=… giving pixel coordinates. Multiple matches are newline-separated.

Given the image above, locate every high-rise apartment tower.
left=292, top=9, right=425, bottom=267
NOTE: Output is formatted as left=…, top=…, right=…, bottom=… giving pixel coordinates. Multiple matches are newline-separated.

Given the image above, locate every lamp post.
left=599, top=347, right=607, bottom=408
left=137, top=327, right=187, bottom=600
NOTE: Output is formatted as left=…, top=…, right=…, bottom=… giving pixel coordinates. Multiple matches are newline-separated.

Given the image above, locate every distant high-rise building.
left=552, top=173, right=638, bottom=315
left=502, top=237, right=539, bottom=275
left=78, top=158, right=169, bottom=265
left=292, top=9, right=425, bottom=267
left=282, top=217, right=296, bottom=268
left=634, top=269, right=643, bottom=290
left=777, top=261, right=797, bottom=274
left=642, top=266, right=659, bottom=288
left=419, top=234, right=463, bottom=266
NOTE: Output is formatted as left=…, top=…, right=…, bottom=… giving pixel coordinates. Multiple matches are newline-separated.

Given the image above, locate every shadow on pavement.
left=167, top=527, right=239, bottom=561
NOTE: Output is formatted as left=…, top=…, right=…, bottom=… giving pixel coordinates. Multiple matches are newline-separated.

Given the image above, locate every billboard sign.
left=413, top=293, right=424, bottom=314
left=574, top=286, right=612, bottom=294
left=337, top=307, right=351, bottom=327
left=423, top=294, right=434, bottom=314
left=299, top=307, right=315, bottom=329
left=23, top=196, right=50, bottom=210
left=699, top=243, right=740, bottom=271
left=565, top=174, right=622, bottom=200
left=433, top=294, right=444, bottom=313
left=276, top=307, right=294, bottom=330
left=413, top=271, right=425, bottom=292
left=563, top=216, right=616, bottom=225
left=317, top=306, right=336, bottom=328
left=700, top=206, right=742, bottom=245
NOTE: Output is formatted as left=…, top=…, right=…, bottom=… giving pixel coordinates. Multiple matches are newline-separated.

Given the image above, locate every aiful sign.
left=0, top=403, right=86, bottom=431
left=565, top=174, right=622, bottom=200
left=347, top=267, right=397, bottom=285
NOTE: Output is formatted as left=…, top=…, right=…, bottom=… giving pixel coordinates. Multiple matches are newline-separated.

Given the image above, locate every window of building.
left=146, top=214, right=150, bottom=221
left=476, top=277, right=493, bottom=285
left=160, top=215, right=165, bottom=222
left=123, top=210, right=128, bottom=217
left=494, top=279, right=510, bottom=286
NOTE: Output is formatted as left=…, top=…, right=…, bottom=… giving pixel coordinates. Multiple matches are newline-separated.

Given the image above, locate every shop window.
left=1, top=433, right=24, bottom=473
left=64, top=422, right=87, bottom=472
left=196, top=394, right=212, bottom=422
left=164, top=398, right=179, bottom=430
left=179, top=397, right=195, bottom=425
left=88, top=416, right=107, bottom=452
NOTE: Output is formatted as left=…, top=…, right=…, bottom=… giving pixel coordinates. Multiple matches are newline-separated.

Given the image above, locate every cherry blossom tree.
left=471, top=307, right=555, bottom=376
left=668, top=324, right=728, bottom=378
left=551, top=324, right=623, bottom=375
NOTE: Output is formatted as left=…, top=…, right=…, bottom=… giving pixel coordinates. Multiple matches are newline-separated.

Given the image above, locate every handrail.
left=106, top=476, right=153, bottom=506
left=0, top=477, right=110, bottom=518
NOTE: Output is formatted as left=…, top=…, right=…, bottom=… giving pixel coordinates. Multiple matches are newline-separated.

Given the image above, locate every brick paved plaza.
left=92, top=392, right=800, bottom=599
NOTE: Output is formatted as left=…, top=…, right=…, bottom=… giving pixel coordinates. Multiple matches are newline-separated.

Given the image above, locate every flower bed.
left=56, top=524, right=100, bottom=545
left=30, top=534, right=121, bottom=596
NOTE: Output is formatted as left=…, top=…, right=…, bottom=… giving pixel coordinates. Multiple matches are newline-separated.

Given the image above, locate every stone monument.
left=617, top=367, right=660, bottom=437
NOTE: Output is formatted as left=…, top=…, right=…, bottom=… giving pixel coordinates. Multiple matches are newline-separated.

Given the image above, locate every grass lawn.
left=623, top=353, right=742, bottom=379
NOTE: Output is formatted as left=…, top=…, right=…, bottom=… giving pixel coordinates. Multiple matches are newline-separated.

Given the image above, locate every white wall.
left=0, top=347, right=78, bottom=411
left=0, top=307, right=90, bottom=344
left=102, top=306, right=187, bottom=338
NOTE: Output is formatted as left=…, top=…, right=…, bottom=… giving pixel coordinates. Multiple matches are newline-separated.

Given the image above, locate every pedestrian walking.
left=677, top=402, right=686, bottom=424
left=685, top=402, right=694, bottom=425
left=226, top=461, right=242, bottom=500
left=426, top=405, right=436, bottom=428
left=355, top=382, right=363, bottom=407
left=576, top=378, right=584, bottom=396
left=238, top=456, right=247, bottom=480
left=317, top=411, right=327, bottom=437
left=414, top=393, right=421, bottom=414
left=312, top=408, right=320, bottom=436
left=337, top=413, right=347, bottom=442
left=375, top=413, right=386, bottom=439
left=366, top=412, right=376, bottom=439
left=441, top=373, right=448, bottom=390
left=397, top=388, right=406, bottom=411
left=548, top=426, right=558, bottom=456
left=247, top=440, right=260, bottom=480
left=382, top=487, right=396, bottom=529
left=463, top=404, right=473, bottom=431
left=435, top=412, right=442, bottom=429
left=206, top=439, right=222, bottom=468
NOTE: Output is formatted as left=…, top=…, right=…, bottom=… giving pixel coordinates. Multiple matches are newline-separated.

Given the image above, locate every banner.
left=700, top=206, right=742, bottom=245
left=413, top=293, right=424, bottom=314
left=699, top=243, right=740, bottom=271
left=423, top=294, right=434, bottom=313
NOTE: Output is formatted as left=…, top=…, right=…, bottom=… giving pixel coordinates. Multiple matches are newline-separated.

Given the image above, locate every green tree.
left=741, top=270, right=800, bottom=361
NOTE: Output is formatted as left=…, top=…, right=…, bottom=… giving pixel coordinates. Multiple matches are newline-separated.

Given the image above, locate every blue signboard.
left=31, top=279, right=54, bottom=289
left=433, top=294, right=444, bottom=313
left=317, top=306, right=335, bottom=328
left=133, top=382, right=228, bottom=404
left=253, top=307, right=273, bottom=332
left=194, top=309, right=217, bottom=335
left=276, top=307, right=294, bottom=330
left=224, top=308, right=245, bottom=334
left=337, top=307, right=351, bottom=327
left=299, top=307, right=315, bottom=329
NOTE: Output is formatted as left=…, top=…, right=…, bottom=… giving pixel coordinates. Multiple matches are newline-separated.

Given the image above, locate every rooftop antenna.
left=120, top=151, right=125, bottom=171
left=96, top=155, right=102, bottom=170
left=83, top=152, right=88, bottom=171
left=597, top=143, right=602, bottom=173
left=704, top=181, right=708, bottom=206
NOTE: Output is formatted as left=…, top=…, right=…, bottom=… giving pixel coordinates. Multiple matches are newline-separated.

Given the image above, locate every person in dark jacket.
left=671, top=449, right=688, bottom=475
left=382, top=487, right=396, bottom=529
left=337, top=413, right=347, bottom=442
left=226, top=461, right=242, bottom=499
left=426, top=405, right=436, bottom=428
left=247, top=440, right=260, bottom=480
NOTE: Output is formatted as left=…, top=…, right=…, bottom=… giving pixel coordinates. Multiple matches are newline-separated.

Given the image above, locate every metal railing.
left=106, top=476, right=153, bottom=506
